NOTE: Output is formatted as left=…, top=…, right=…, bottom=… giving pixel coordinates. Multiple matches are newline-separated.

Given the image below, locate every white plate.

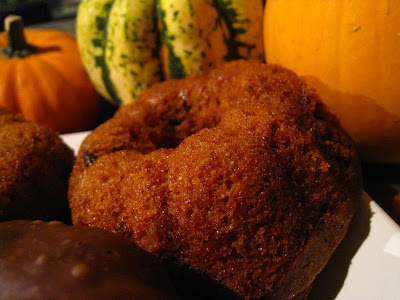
left=62, top=131, right=400, bottom=300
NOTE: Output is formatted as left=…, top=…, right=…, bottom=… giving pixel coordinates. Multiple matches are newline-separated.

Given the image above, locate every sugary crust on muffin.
left=69, top=60, right=362, bottom=299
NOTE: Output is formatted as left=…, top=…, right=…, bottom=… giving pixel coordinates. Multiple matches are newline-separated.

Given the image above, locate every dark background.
left=0, top=0, right=80, bottom=31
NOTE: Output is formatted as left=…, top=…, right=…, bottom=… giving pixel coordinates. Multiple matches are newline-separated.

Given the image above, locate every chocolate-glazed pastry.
left=0, top=220, right=176, bottom=299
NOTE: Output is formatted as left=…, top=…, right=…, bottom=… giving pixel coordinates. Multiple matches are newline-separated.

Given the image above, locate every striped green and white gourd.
left=77, top=0, right=161, bottom=106
left=77, top=0, right=265, bottom=106
left=76, top=0, right=114, bottom=102
left=157, top=0, right=228, bottom=79
left=157, top=0, right=264, bottom=79
left=216, top=0, right=264, bottom=61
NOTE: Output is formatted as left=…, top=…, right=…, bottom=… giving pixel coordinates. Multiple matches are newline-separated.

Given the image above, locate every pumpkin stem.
left=0, top=15, right=37, bottom=58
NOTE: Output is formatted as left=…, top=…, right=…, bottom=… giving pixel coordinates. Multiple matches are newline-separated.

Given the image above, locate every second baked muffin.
left=0, top=107, right=74, bottom=223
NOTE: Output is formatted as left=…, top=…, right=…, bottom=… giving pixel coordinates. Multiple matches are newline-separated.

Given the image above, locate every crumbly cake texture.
left=0, top=107, right=74, bottom=223
left=0, top=220, right=176, bottom=299
left=69, top=60, right=362, bottom=299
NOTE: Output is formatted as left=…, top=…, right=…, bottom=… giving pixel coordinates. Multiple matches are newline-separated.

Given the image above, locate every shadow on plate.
left=308, top=193, right=372, bottom=299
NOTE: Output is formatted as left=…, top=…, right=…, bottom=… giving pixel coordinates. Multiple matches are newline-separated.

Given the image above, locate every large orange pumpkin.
left=0, top=15, right=102, bottom=133
left=264, top=0, right=400, bottom=163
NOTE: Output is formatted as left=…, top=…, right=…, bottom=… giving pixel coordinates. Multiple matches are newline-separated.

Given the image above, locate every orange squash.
left=0, top=15, right=102, bottom=133
left=264, top=0, right=400, bottom=163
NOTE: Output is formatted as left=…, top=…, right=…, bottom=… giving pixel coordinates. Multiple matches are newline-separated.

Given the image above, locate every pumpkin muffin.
left=0, top=107, right=74, bottom=223
left=69, top=60, right=362, bottom=299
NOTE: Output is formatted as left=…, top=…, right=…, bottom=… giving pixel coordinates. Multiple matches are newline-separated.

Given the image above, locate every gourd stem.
left=1, top=15, right=37, bottom=58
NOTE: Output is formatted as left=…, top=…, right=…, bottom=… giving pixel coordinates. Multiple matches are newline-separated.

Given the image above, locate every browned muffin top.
left=69, top=60, right=362, bottom=299
left=0, top=107, right=74, bottom=223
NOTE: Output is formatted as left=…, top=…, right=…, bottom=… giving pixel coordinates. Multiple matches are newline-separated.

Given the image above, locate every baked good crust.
left=0, top=107, right=74, bottom=223
left=69, top=60, right=362, bottom=299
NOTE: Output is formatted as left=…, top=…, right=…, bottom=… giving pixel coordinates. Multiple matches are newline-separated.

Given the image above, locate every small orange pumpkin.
left=0, top=15, right=102, bottom=133
left=264, top=0, right=400, bottom=163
